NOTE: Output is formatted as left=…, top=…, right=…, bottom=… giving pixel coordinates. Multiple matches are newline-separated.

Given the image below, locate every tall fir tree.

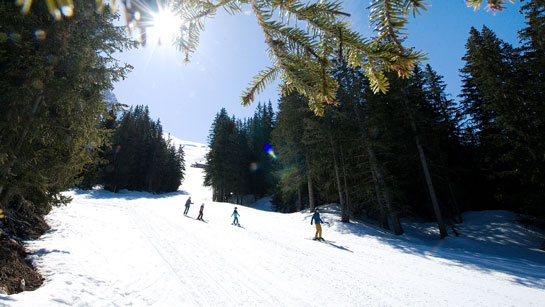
left=518, top=0, right=545, bottom=222
left=459, top=25, right=544, bottom=216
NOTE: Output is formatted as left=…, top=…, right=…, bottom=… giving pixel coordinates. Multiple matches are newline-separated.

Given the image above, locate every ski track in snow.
left=2, top=139, right=545, bottom=306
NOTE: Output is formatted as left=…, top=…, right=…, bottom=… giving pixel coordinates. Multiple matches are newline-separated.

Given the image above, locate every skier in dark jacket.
left=310, top=208, right=326, bottom=240
left=197, top=203, right=205, bottom=221
left=231, top=207, right=240, bottom=226
left=184, top=197, right=193, bottom=215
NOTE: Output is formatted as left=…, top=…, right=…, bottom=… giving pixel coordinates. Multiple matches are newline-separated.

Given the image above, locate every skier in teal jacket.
left=231, top=207, right=240, bottom=226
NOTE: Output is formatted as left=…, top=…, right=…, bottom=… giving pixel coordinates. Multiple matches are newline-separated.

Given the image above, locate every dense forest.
left=80, top=104, right=186, bottom=194
left=204, top=0, right=545, bottom=237
left=204, top=103, right=276, bottom=203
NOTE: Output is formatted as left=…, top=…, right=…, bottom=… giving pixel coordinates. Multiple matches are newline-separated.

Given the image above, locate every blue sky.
left=113, top=1, right=526, bottom=144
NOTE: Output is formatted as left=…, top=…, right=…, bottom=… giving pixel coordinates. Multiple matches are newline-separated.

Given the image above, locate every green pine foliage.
left=518, top=0, right=545, bottom=222
left=0, top=0, right=133, bottom=238
left=15, top=1, right=522, bottom=118
left=459, top=19, right=545, bottom=223
left=269, top=61, right=466, bottom=233
left=97, top=105, right=185, bottom=194
left=271, top=92, right=312, bottom=212
left=204, top=108, right=241, bottom=202
left=204, top=105, right=277, bottom=203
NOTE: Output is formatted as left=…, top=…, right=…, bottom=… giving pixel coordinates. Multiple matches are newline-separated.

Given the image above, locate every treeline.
left=205, top=1, right=545, bottom=236
left=80, top=105, right=186, bottom=194
left=204, top=103, right=276, bottom=202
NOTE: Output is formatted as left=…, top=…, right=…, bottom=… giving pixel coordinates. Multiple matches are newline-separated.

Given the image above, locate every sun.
left=150, top=7, right=182, bottom=44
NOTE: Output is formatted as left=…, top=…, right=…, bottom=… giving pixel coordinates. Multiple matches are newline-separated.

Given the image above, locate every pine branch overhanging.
left=17, top=0, right=516, bottom=114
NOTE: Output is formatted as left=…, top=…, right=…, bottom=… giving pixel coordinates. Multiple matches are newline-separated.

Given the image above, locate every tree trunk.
left=368, top=147, right=404, bottom=235
left=340, top=145, right=351, bottom=222
left=307, top=170, right=315, bottom=212
left=329, top=134, right=349, bottom=222
left=415, top=133, right=447, bottom=238
left=297, top=185, right=302, bottom=211
left=448, top=182, right=463, bottom=224
left=402, top=91, right=448, bottom=238
left=350, top=102, right=401, bottom=232
left=371, top=167, right=390, bottom=230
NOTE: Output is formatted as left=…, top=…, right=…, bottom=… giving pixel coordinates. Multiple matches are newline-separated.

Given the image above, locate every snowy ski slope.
left=2, top=138, right=544, bottom=306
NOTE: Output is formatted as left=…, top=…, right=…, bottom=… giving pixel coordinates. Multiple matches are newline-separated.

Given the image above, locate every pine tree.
left=204, top=109, right=237, bottom=201
left=331, top=60, right=405, bottom=233
left=0, top=0, right=132, bottom=237
left=518, top=0, right=545, bottom=221
left=402, top=65, right=448, bottom=238
left=422, top=64, right=465, bottom=223
left=100, top=106, right=184, bottom=193
left=461, top=26, right=532, bottom=209
left=272, top=92, right=314, bottom=212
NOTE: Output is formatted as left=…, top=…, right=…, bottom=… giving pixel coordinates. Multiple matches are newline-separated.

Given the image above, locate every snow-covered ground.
left=2, top=139, right=545, bottom=306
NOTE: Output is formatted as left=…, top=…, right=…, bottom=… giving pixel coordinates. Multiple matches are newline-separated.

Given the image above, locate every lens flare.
left=432, top=239, right=446, bottom=256
left=249, top=162, right=258, bottom=172
left=60, top=5, right=74, bottom=17
left=34, top=29, right=46, bottom=40
left=262, top=143, right=277, bottom=159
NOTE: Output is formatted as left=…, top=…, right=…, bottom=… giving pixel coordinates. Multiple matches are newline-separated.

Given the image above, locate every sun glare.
left=150, top=8, right=182, bottom=44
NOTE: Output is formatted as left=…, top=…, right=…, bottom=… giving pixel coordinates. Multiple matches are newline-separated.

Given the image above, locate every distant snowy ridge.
left=102, top=89, right=118, bottom=104
left=166, top=134, right=209, bottom=165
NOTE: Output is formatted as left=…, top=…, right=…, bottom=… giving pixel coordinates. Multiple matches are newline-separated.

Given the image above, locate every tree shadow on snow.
left=332, top=216, right=545, bottom=289
left=33, top=248, right=70, bottom=256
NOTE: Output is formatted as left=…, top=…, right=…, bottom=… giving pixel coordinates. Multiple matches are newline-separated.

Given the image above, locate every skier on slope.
left=197, top=203, right=205, bottom=221
left=311, top=208, right=328, bottom=241
left=184, top=197, right=193, bottom=215
left=231, top=207, right=240, bottom=226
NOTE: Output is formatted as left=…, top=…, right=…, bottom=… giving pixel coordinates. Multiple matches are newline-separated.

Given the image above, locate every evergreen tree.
left=101, top=106, right=184, bottom=193
left=272, top=93, right=314, bottom=212
left=459, top=25, right=543, bottom=214
left=204, top=109, right=238, bottom=201
left=0, top=0, right=132, bottom=237
left=246, top=102, right=277, bottom=198
left=422, top=64, right=465, bottom=223
left=518, top=0, right=545, bottom=221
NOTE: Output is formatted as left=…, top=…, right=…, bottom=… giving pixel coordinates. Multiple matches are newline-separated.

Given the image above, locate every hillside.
left=1, top=140, right=544, bottom=306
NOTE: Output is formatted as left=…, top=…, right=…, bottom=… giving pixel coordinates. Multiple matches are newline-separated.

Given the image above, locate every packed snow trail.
left=2, top=139, right=545, bottom=306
